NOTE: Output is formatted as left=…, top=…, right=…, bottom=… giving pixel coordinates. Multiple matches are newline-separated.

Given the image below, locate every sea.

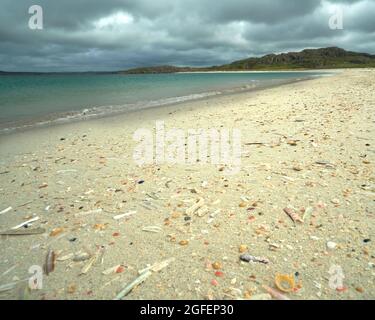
left=0, top=71, right=326, bottom=134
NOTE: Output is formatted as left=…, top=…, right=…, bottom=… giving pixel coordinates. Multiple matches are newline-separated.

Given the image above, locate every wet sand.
left=0, top=68, right=374, bottom=300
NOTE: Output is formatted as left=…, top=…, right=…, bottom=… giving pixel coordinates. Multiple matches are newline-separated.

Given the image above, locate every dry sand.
left=0, top=69, right=374, bottom=300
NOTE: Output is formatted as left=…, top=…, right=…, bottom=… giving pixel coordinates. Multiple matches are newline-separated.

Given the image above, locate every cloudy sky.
left=0, top=0, right=374, bottom=71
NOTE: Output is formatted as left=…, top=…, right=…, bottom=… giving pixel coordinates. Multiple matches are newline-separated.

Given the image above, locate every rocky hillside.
left=122, top=47, right=375, bottom=73
left=218, top=47, right=375, bottom=70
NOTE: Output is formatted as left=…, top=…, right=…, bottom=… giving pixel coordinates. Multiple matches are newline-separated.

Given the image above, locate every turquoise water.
left=0, top=72, right=323, bottom=132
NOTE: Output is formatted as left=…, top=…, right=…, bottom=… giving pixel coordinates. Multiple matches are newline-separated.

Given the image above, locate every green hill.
left=218, top=47, right=375, bottom=70
left=122, top=47, right=375, bottom=74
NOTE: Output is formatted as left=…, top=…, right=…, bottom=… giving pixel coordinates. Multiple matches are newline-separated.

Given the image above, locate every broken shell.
left=186, top=198, right=205, bottom=215
left=43, top=249, right=56, bottom=276
left=171, top=212, right=181, bottom=219
left=57, top=253, right=74, bottom=262
left=93, top=224, right=106, bottom=231
left=283, top=207, right=303, bottom=224
left=50, top=227, right=64, bottom=237
left=269, top=243, right=280, bottom=251
left=73, top=252, right=91, bottom=262
left=196, top=206, right=209, bottom=217
left=179, top=240, right=189, bottom=246
left=274, top=273, right=295, bottom=293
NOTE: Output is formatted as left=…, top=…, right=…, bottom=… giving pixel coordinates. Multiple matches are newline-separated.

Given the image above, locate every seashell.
left=283, top=207, right=303, bottom=223
left=43, top=249, right=56, bottom=275
left=274, top=273, right=296, bottom=293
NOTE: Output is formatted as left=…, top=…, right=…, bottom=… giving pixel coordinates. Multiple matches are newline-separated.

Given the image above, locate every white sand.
left=0, top=69, right=374, bottom=300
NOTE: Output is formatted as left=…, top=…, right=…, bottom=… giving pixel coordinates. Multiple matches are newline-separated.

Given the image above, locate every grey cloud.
left=0, top=0, right=374, bottom=71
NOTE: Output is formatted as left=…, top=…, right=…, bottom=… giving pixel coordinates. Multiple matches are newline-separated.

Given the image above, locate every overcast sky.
left=0, top=0, right=374, bottom=71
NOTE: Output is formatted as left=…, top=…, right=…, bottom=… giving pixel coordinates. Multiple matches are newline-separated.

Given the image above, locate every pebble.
left=239, top=245, right=248, bottom=253
left=211, top=279, right=218, bottom=286
left=355, top=287, right=364, bottom=293
left=212, top=262, right=222, bottom=270
left=292, top=165, right=303, bottom=172
left=326, top=241, right=337, bottom=250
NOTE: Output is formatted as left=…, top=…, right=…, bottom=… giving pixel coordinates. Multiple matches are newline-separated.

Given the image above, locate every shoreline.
left=0, top=68, right=374, bottom=300
left=178, top=69, right=341, bottom=74
left=0, top=72, right=331, bottom=137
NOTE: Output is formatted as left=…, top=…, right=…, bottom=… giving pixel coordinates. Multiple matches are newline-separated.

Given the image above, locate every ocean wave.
left=0, top=89, right=232, bottom=134
left=0, top=77, right=313, bottom=135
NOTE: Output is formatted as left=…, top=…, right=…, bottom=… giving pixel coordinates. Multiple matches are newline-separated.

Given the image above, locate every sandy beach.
left=0, top=69, right=374, bottom=300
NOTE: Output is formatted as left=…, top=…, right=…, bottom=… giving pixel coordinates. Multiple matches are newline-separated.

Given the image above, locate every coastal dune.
left=0, top=69, right=374, bottom=300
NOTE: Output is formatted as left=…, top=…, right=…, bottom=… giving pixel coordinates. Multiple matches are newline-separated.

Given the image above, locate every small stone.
left=67, top=284, right=76, bottom=294
left=239, top=245, right=248, bottom=253
left=115, top=266, right=125, bottom=273
left=179, top=240, right=189, bottom=246
left=211, top=279, right=218, bottom=286
left=355, top=287, right=364, bottom=293
left=287, top=140, right=298, bottom=146
left=212, top=262, right=222, bottom=270
left=326, top=241, right=337, bottom=250
left=171, top=212, right=181, bottom=219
